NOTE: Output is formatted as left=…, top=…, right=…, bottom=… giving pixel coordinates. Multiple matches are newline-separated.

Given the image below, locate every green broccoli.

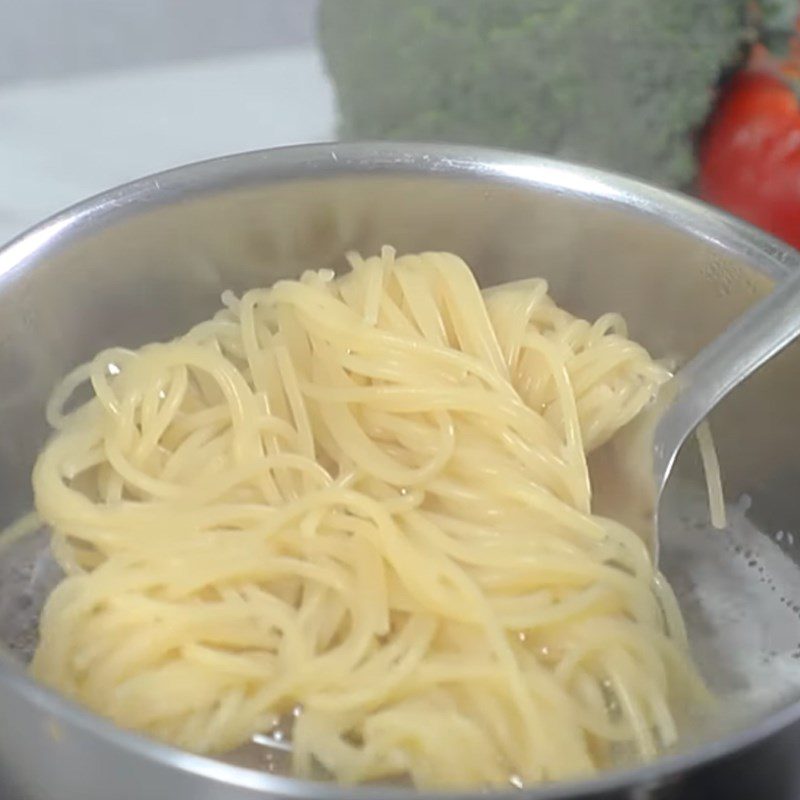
left=758, top=0, right=799, bottom=54
left=319, top=0, right=764, bottom=188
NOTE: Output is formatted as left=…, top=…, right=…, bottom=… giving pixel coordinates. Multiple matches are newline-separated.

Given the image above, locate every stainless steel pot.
left=0, top=143, right=798, bottom=800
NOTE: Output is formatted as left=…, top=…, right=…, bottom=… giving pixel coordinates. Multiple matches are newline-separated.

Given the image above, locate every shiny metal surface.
left=650, top=269, right=800, bottom=553
left=0, top=142, right=799, bottom=800
left=604, top=263, right=800, bottom=561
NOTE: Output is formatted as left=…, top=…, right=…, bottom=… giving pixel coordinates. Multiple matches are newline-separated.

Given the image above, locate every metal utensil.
left=598, top=267, right=800, bottom=562
left=1, top=143, right=800, bottom=800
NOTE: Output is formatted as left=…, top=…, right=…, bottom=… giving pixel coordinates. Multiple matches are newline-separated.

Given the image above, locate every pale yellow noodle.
left=29, top=247, right=709, bottom=789
left=696, top=420, right=726, bottom=530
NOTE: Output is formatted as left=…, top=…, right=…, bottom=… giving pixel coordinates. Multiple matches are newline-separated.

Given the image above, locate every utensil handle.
left=654, top=266, right=800, bottom=489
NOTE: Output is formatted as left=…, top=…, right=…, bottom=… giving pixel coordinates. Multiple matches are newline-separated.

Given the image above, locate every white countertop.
left=0, top=45, right=336, bottom=245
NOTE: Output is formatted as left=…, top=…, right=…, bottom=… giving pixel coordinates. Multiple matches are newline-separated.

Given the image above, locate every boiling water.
left=0, top=479, right=799, bottom=776
left=0, top=526, right=61, bottom=664
left=660, top=486, right=800, bottom=739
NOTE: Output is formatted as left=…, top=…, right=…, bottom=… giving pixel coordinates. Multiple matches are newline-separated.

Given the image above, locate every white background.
left=0, top=0, right=333, bottom=245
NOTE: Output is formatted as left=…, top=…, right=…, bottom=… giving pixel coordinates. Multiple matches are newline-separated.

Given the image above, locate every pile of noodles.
left=30, top=248, right=708, bottom=788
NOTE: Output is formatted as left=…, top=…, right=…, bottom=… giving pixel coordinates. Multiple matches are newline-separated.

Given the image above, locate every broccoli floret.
left=319, top=0, right=755, bottom=188
left=758, top=0, right=798, bottom=54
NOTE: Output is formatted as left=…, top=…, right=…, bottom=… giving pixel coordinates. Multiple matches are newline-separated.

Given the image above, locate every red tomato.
left=699, top=71, right=800, bottom=250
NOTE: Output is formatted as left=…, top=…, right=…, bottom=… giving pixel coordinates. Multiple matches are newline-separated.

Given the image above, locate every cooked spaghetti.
left=30, top=248, right=708, bottom=788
